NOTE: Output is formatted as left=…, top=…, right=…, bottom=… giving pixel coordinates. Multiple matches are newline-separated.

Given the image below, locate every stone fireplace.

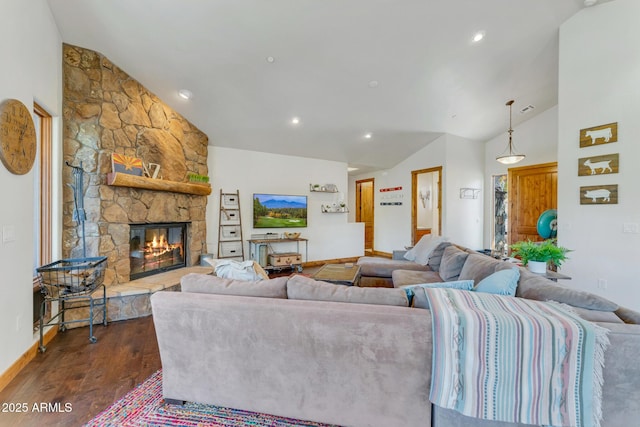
left=62, top=44, right=210, bottom=286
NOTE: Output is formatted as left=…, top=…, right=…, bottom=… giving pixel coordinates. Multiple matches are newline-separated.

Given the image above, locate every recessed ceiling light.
left=266, top=56, right=275, bottom=63
left=364, top=133, right=372, bottom=139
left=472, top=31, right=485, bottom=43
left=347, top=167, right=359, bottom=172
left=368, top=80, right=379, bottom=88
left=291, top=117, right=300, bottom=125
left=178, top=89, right=193, bottom=100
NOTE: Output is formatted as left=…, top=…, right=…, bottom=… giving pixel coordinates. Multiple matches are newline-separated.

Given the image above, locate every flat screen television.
left=253, top=193, right=308, bottom=228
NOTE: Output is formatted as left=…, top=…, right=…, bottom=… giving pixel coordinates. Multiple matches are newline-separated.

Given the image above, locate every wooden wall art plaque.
left=579, top=122, right=618, bottom=148
left=0, top=99, right=37, bottom=175
left=580, top=184, right=618, bottom=205
left=577, top=153, right=619, bottom=176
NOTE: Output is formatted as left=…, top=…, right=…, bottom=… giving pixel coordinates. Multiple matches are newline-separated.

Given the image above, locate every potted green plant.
left=510, top=239, right=571, bottom=273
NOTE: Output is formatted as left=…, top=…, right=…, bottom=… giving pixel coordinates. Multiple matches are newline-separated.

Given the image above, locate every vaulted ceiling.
left=47, top=0, right=595, bottom=174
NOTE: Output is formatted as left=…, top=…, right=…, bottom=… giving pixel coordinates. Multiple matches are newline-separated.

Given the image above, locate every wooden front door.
left=356, top=178, right=374, bottom=254
left=508, top=162, right=557, bottom=245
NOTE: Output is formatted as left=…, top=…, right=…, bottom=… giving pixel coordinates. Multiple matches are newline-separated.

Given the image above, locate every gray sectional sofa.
left=151, top=245, right=640, bottom=427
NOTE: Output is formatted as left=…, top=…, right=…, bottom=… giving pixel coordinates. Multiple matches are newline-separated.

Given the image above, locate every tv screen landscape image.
left=253, top=193, right=308, bottom=228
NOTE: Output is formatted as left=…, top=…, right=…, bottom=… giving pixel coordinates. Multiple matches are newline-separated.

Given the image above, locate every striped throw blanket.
left=426, top=289, right=609, bottom=427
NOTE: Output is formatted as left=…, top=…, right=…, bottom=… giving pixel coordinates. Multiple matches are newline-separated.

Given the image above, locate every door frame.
left=411, top=167, right=442, bottom=245
left=355, top=177, right=375, bottom=253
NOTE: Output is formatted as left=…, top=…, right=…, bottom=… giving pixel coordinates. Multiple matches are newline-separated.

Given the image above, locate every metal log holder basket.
left=36, top=256, right=108, bottom=352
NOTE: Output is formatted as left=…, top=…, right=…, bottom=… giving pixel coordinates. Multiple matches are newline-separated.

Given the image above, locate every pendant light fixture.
left=496, top=100, right=525, bottom=165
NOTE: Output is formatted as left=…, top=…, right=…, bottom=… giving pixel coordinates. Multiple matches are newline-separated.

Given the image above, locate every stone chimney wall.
left=62, top=44, right=209, bottom=286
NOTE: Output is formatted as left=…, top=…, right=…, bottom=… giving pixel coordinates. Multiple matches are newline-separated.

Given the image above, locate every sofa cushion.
left=356, top=256, right=430, bottom=277
left=438, top=246, right=469, bottom=281
left=392, top=269, right=443, bottom=288
left=180, top=273, right=288, bottom=298
left=426, top=242, right=453, bottom=272
left=403, top=235, right=447, bottom=265
left=516, top=269, right=619, bottom=311
left=458, top=253, right=515, bottom=284
left=571, top=306, right=624, bottom=324
left=474, top=268, right=520, bottom=296
left=410, top=282, right=473, bottom=309
left=287, top=274, right=409, bottom=307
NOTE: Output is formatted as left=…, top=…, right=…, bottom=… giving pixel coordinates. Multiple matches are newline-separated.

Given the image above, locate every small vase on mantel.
left=527, top=260, right=547, bottom=274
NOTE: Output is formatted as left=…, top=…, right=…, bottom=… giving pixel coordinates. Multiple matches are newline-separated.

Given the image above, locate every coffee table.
left=312, top=263, right=361, bottom=286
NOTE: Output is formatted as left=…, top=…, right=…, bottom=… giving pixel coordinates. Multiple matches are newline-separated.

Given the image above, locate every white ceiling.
left=47, top=0, right=593, bottom=174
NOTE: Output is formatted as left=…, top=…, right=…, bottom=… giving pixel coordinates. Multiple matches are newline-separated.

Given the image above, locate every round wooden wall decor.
left=0, top=99, right=37, bottom=175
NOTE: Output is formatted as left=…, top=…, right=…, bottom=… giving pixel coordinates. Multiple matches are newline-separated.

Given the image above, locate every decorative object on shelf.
left=0, top=99, right=37, bottom=175
left=187, top=172, right=210, bottom=183
left=578, top=153, right=618, bottom=176
left=580, top=122, right=617, bottom=148
left=459, top=188, right=481, bottom=199
left=580, top=184, right=618, bottom=204
left=112, top=153, right=144, bottom=176
left=309, top=183, right=338, bottom=192
left=510, top=239, right=571, bottom=273
left=321, top=204, right=348, bottom=213
left=496, top=100, right=525, bottom=165
left=142, top=162, right=161, bottom=179
left=283, top=232, right=301, bottom=239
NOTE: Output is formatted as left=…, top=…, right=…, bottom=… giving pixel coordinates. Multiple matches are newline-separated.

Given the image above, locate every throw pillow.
left=408, top=280, right=475, bottom=309
left=474, top=268, right=520, bottom=296
left=438, top=246, right=469, bottom=281
left=403, top=235, right=448, bottom=265
left=426, top=242, right=452, bottom=272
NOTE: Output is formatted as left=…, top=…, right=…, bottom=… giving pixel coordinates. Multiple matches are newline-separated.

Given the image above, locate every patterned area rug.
left=84, top=370, right=338, bottom=427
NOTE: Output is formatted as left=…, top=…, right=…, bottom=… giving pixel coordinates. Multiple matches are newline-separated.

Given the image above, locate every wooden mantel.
left=107, top=172, right=211, bottom=196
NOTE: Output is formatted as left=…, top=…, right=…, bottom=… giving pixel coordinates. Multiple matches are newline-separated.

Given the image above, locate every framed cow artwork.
left=579, top=122, right=618, bottom=148
left=577, top=153, right=619, bottom=176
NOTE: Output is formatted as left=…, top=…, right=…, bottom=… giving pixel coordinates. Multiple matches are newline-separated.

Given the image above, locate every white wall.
left=0, top=0, right=62, bottom=374
left=351, top=133, right=484, bottom=253
left=444, top=134, right=484, bottom=249
left=558, top=0, right=640, bottom=311
left=483, top=106, right=559, bottom=247
left=208, top=147, right=364, bottom=262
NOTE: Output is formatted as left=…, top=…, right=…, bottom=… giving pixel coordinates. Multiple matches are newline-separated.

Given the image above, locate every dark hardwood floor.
left=0, top=316, right=161, bottom=427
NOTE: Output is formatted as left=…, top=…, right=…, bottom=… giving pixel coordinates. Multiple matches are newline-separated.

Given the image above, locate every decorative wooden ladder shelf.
left=217, top=189, right=245, bottom=261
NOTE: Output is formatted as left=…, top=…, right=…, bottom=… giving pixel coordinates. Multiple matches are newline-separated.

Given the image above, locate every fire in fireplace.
left=129, top=222, right=188, bottom=280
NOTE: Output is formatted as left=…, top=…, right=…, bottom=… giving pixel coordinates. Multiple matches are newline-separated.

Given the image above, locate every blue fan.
left=536, top=209, right=557, bottom=239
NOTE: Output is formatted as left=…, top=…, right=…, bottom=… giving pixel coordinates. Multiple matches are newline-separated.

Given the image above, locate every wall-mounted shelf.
left=310, top=184, right=339, bottom=193
left=321, top=205, right=348, bottom=213
left=107, top=172, right=212, bottom=196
